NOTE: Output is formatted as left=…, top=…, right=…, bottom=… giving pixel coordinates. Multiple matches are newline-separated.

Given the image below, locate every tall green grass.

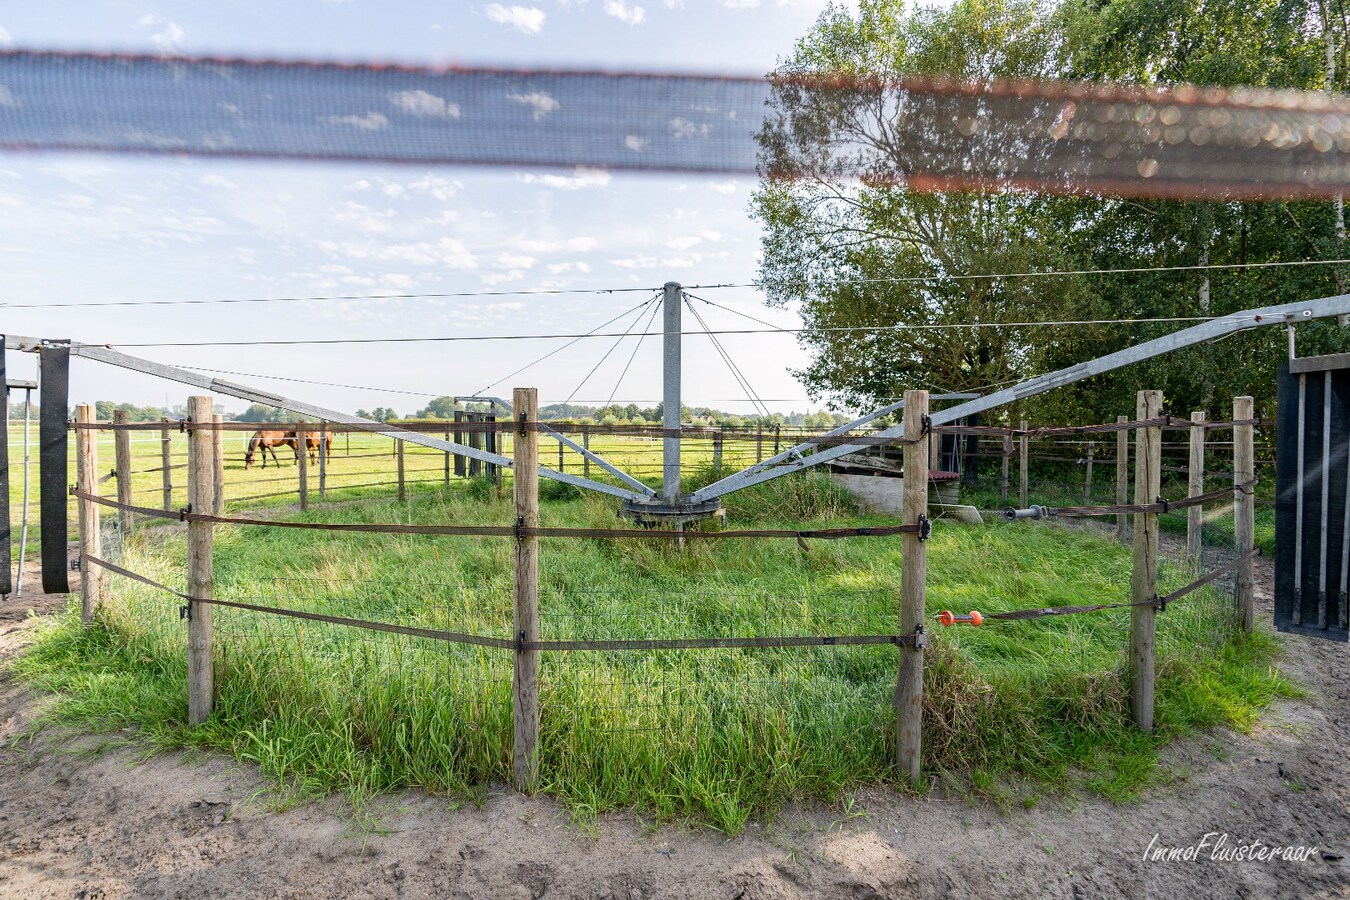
left=12, top=472, right=1294, bottom=831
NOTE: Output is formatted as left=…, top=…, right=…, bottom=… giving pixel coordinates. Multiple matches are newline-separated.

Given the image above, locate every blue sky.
left=0, top=1, right=863, bottom=417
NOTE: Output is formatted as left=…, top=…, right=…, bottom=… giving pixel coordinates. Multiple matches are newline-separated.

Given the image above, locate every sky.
left=0, top=0, right=861, bottom=418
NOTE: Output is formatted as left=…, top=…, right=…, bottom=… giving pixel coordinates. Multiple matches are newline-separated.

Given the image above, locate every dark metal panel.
left=0, top=340, right=10, bottom=594
left=1275, top=362, right=1350, bottom=641
left=39, top=344, right=70, bottom=595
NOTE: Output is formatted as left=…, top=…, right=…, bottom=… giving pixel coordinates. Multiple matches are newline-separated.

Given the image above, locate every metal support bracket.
left=917, top=515, right=932, bottom=541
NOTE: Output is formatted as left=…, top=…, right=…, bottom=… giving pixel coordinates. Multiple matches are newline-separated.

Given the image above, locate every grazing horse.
left=245, top=430, right=296, bottom=469
left=287, top=430, right=333, bottom=464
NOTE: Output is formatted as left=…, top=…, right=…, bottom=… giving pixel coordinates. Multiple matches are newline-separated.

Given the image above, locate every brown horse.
left=245, top=430, right=296, bottom=469
left=287, top=430, right=333, bottom=464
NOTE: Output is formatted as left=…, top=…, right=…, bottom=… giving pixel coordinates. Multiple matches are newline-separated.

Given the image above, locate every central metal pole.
left=663, top=281, right=682, bottom=502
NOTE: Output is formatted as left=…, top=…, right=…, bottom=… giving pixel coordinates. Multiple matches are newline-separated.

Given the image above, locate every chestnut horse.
left=244, top=430, right=296, bottom=469
left=289, top=431, right=333, bottom=463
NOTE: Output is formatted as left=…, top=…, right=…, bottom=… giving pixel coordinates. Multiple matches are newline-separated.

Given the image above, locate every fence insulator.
left=938, top=610, right=983, bottom=627
left=1003, top=505, right=1052, bottom=521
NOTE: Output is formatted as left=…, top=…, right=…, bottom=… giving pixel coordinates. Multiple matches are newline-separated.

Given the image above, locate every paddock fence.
left=68, top=388, right=1260, bottom=788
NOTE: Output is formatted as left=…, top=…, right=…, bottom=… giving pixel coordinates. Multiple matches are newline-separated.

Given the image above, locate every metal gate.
left=1275, top=354, right=1350, bottom=641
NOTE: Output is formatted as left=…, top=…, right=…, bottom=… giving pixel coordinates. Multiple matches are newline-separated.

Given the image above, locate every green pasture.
left=11, top=464, right=1292, bottom=832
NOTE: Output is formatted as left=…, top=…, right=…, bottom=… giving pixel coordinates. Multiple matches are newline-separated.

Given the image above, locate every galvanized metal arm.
left=17, top=340, right=648, bottom=503
left=690, top=297, right=1348, bottom=503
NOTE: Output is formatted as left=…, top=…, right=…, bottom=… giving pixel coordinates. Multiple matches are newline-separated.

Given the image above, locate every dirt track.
left=0, top=554, right=1346, bottom=899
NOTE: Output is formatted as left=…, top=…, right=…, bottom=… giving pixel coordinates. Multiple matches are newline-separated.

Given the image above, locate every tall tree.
left=753, top=0, right=1106, bottom=414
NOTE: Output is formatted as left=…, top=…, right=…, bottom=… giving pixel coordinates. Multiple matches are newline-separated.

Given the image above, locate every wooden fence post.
left=1084, top=441, right=1095, bottom=504
left=318, top=421, right=327, bottom=499
left=187, top=395, right=216, bottom=726
left=1233, top=396, right=1256, bottom=631
left=397, top=439, right=406, bottom=501
left=1116, top=415, right=1129, bottom=541
left=1018, top=418, right=1029, bottom=509
left=773, top=424, right=781, bottom=456
left=161, top=421, right=173, bottom=512
left=212, top=413, right=224, bottom=514
left=582, top=424, right=591, bottom=479
left=76, top=404, right=102, bottom=624
left=713, top=429, right=724, bottom=478
left=558, top=440, right=565, bottom=473
left=1000, top=431, right=1011, bottom=502
left=113, top=409, right=133, bottom=537
left=454, top=410, right=466, bottom=478
left=897, top=389, right=929, bottom=784
left=296, top=425, right=308, bottom=511
left=1187, top=411, right=1206, bottom=566
left=513, top=387, right=540, bottom=792
left=756, top=423, right=763, bottom=464
left=444, top=426, right=451, bottom=486
left=1130, top=390, right=1163, bottom=732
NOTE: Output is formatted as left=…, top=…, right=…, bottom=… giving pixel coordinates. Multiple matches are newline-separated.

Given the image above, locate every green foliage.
left=755, top=0, right=1350, bottom=424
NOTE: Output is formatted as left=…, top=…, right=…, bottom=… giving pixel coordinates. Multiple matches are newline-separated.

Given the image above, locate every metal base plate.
left=620, top=496, right=723, bottom=528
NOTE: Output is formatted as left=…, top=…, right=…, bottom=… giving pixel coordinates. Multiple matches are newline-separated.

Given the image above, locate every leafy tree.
left=754, top=0, right=1105, bottom=415
left=756, top=0, right=1350, bottom=424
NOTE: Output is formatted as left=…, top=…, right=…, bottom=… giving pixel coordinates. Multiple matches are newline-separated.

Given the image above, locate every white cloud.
left=409, top=175, right=462, bottom=201
left=518, top=167, right=611, bottom=190
left=624, top=135, right=648, bottom=152
left=137, top=16, right=185, bottom=52
left=670, top=117, right=709, bottom=139
left=0, top=26, right=12, bottom=48
left=611, top=256, right=696, bottom=269
left=547, top=261, right=592, bottom=274
left=382, top=183, right=406, bottom=198
left=710, top=180, right=738, bottom=194
left=603, top=0, right=646, bottom=25
left=720, top=0, right=760, bottom=7
left=485, top=4, right=546, bottom=34
left=494, top=253, right=537, bottom=269
left=517, top=236, right=599, bottom=253
left=318, top=237, right=477, bottom=269
left=321, top=112, right=389, bottom=130
left=389, top=89, right=461, bottom=120
left=508, top=91, right=560, bottom=121
left=200, top=174, right=238, bottom=190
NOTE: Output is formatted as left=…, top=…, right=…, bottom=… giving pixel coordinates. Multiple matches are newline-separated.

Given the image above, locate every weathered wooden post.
left=557, top=440, right=565, bottom=473
left=1116, top=415, right=1129, bottom=541
left=212, top=413, right=224, bottom=514
left=454, top=410, right=466, bottom=478
left=773, top=424, right=781, bottom=456
left=160, top=420, right=173, bottom=512
left=897, top=389, right=929, bottom=784
left=295, top=424, right=308, bottom=511
left=113, top=409, right=133, bottom=536
left=582, top=424, right=591, bottom=479
left=397, top=439, right=406, bottom=501
left=999, top=431, right=1011, bottom=502
left=468, top=413, right=483, bottom=478
left=75, top=404, right=102, bottom=624
left=1018, top=418, right=1029, bottom=509
left=318, top=421, right=327, bottom=499
left=1233, top=396, right=1256, bottom=631
left=512, top=387, right=540, bottom=791
left=1130, top=390, right=1163, bottom=731
left=1187, top=411, right=1206, bottom=566
left=1084, top=441, right=1096, bottom=504
left=187, top=395, right=216, bottom=726
left=756, top=423, right=764, bottom=464
left=713, top=428, right=724, bottom=478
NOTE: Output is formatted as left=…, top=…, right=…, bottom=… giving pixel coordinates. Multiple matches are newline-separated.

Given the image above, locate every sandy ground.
left=0, top=552, right=1346, bottom=900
